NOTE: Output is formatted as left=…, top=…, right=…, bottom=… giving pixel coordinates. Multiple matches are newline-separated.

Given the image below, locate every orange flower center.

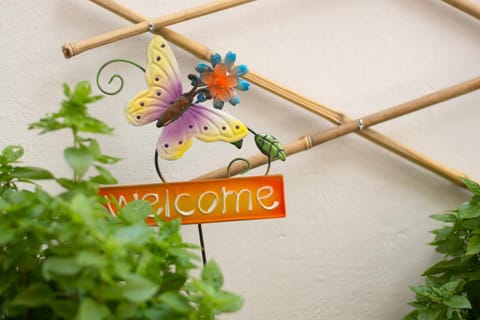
left=201, top=63, right=238, bottom=101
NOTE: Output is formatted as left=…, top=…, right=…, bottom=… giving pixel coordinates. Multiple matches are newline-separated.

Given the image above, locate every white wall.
left=1, top=1, right=479, bottom=319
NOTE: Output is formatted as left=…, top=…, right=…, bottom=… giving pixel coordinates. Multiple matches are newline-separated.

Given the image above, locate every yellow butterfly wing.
left=125, top=36, right=183, bottom=126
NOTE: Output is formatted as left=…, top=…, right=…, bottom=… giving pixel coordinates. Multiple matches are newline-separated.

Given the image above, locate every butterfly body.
left=125, top=36, right=248, bottom=160
left=156, top=96, right=192, bottom=128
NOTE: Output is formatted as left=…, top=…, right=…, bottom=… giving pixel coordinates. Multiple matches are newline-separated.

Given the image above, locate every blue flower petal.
left=210, top=53, right=222, bottom=67
left=232, top=64, right=249, bottom=77
left=235, top=79, right=250, bottom=91
left=213, top=98, right=224, bottom=109
left=195, top=91, right=207, bottom=103
left=229, top=94, right=240, bottom=106
left=224, top=51, right=236, bottom=68
left=195, top=63, right=213, bottom=73
left=190, top=76, right=199, bottom=87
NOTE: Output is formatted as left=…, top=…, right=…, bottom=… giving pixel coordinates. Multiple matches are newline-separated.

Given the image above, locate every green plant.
left=0, top=81, right=242, bottom=319
left=404, top=178, right=480, bottom=320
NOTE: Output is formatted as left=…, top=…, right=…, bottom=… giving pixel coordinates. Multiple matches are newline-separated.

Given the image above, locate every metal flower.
left=195, top=52, right=250, bottom=109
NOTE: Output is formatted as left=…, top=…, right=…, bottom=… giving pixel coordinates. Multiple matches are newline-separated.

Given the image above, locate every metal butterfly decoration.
left=125, top=36, right=250, bottom=160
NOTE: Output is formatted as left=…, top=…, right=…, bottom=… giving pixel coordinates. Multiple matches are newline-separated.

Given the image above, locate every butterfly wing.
left=157, top=104, right=248, bottom=160
left=125, top=36, right=183, bottom=126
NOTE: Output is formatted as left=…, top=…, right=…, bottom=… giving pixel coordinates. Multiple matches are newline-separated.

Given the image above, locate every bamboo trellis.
left=62, top=0, right=480, bottom=187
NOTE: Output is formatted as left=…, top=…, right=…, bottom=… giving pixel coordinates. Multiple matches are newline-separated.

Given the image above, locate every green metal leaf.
left=254, top=133, right=286, bottom=161
left=230, top=139, right=243, bottom=149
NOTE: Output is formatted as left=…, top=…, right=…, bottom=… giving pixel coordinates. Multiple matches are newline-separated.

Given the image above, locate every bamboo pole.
left=62, top=0, right=254, bottom=58
left=195, top=79, right=480, bottom=182
left=88, top=0, right=479, bottom=186
left=442, top=0, right=480, bottom=20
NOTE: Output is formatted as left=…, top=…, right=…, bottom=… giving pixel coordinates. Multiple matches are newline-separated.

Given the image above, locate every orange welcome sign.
left=99, top=175, right=286, bottom=225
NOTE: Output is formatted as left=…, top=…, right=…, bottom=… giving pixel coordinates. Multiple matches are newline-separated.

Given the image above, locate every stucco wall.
left=1, top=1, right=479, bottom=319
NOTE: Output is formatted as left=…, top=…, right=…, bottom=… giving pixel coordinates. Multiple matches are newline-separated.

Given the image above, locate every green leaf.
left=201, top=260, right=224, bottom=290
left=76, top=298, right=110, bottom=320
left=212, top=291, right=244, bottom=313
left=430, top=213, right=457, bottom=223
left=466, top=235, right=480, bottom=255
left=403, top=310, right=419, bottom=320
left=12, top=166, right=54, bottom=180
left=423, top=258, right=463, bottom=276
left=96, top=154, right=121, bottom=164
left=440, top=280, right=464, bottom=295
left=88, top=139, right=101, bottom=159
left=159, top=291, right=192, bottom=314
left=121, top=274, right=159, bottom=303
left=0, top=227, right=14, bottom=245
left=1, top=145, right=24, bottom=163
left=11, top=283, right=54, bottom=307
left=458, top=200, right=480, bottom=219
left=50, top=300, right=77, bottom=319
left=443, top=295, right=472, bottom=309
left=57, top=177, right=75, bottom=189
left=446, top=308, right=463, bottom=320
left=42, top=257, right=82, bottom=279
left=461, top=177, right=480, bottom=195
left=434, top=236, right=465, bottom=256
left=77, top=116, right=113, bottom=134
left=120, top=200, right=152, bottom=224
left=90, top=165, right=117, bottom=185
left=113, top=225, right=153, bottom=245
left=71, top=194, right=94, bottom=217
left=418, top=309, right=442, bottom=320
left=76, top=250, right=107, bottom=268
left=28, top=116, right=66, bottom=134
left=73, top=81, right=93, bottom=103
left=410, top=285, right=434, bottom=299
left=64, top=146, right=94, bottom=178
left=63, top=83, right=71, bottom=98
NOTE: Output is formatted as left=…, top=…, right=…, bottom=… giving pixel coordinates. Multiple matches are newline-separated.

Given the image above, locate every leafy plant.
left=404, top=178, right=480, bottom=320
left=0, top=81, right=242, bottom=319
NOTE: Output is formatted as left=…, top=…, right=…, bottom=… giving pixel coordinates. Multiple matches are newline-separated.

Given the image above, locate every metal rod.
left=198, top=224, right=207, bottom=266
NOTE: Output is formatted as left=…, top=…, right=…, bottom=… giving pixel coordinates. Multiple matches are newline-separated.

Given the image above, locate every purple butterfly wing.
left=157, top=104, right=248, bottom=160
